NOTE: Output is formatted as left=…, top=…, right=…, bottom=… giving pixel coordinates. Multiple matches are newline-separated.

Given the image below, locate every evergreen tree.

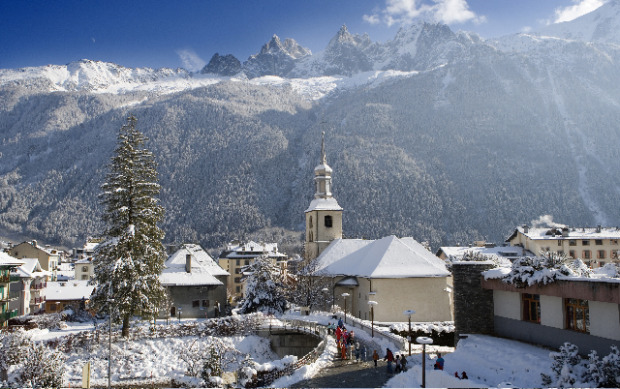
left=238, top=255, right=288, bottom=314
left=91, top=115, right=167, bottom=337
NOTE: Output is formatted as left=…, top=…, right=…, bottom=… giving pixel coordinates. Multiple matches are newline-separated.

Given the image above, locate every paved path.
left=291, top=336, right=395, bottom=388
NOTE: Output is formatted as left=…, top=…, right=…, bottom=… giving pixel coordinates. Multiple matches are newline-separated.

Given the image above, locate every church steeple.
left=305, top=132, right=343, bottom=261
left=314, top=131, right=334, bottom=199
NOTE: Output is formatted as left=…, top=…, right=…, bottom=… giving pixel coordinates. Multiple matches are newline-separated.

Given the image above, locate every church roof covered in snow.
left=314, top=235, right=450, bottom=278
left=305, top=197, right=343, bottom=212
left=160, top=244, right=229, bottom=287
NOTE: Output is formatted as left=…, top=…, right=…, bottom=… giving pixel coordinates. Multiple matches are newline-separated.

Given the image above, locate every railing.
left=339, top=313, right=408, bottom=350
left=0, top=275, right=9, bottom=283
left=254, top=318, right=329, bottom=387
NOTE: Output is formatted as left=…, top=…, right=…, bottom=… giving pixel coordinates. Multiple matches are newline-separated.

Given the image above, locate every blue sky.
left=0, top=0, right=608, bottom=71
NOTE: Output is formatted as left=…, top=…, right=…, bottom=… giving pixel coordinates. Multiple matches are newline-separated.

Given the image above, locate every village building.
left=8, top=241, right=60, bottom=278
left=305, top=134, right=453, bottom=322
left=436, top=241, right=532, bottom=263
left=10, top=258, right=51, bottom=316
left=506, top=225, right=620, bottom=268
left=0, top=253, right=23, bottom=327
left=160, top=244, right=229, bottom=319
left=218, top=240, right=288, bottom=301
left=74, top=257, right=94, bottom=281
left=44, top=280, right=94, bottom=314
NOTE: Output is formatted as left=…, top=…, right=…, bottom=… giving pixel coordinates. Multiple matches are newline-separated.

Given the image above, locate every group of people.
left=330, top=317, right=362, bottom=360
left=383, top=348, right=408, bottom=373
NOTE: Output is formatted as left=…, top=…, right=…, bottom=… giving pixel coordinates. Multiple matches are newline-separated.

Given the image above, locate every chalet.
left=10, top=258, right=51, bottom=316
left=45, top=280, right=94, bottom=314
left=160, top=244, right=229, bottom=319
left=8, top=241, right=60, bottom=277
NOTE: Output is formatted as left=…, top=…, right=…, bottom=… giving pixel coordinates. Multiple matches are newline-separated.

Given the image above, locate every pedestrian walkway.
left=291, top=336, right=394, bottom=388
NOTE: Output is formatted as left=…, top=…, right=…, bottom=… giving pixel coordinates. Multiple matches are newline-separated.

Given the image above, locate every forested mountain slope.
left=2, top=14, right=620, bottom=252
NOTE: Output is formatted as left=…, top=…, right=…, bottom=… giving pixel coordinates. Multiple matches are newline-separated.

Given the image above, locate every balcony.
left=0, top=310, right=18, bottom=322
left=0, top=275, right=9, bottom=283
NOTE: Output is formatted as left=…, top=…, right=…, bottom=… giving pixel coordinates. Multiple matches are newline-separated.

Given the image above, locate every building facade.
left=8, top=241, right=60, bottom=277
left=507, top=225, right=620, bottom=268
left=481, top=277, right=620, bottom=356
left=218, top=241, right=288, bottom=301
left=0, top=253, right=24, bottom=327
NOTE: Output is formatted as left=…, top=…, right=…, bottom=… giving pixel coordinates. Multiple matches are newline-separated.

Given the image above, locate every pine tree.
left=91, top=115, right=167, bottom=337
left=238, top=255, right=288, bottom=314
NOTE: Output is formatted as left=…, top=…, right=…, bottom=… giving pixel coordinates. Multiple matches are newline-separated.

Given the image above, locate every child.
left=373, top=350, right=379, bottom=367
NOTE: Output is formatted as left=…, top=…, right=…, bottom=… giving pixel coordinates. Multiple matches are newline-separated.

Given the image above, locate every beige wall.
left=540, top=295, right=563, bottom=328
left=590, top=301, right=620, bottom=340
left=305, top=210, right=342, bottom=260
left=332, top=276, right=453, bottom=322
left=9, top=243, right=58, bottom=272
left=494, top=290, right=521, bottom=320
left=510, top=232, right=620, bottom=267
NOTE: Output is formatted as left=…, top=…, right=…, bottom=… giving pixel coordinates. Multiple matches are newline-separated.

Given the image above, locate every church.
left=305, top=134, right=453, bottom=323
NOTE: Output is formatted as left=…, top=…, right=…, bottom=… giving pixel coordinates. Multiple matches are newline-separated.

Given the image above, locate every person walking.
left=401, top=355, right=408, bottom=372
left=394, top=355, right=401, bottom=373
left=372, top=350, right=379, bottom=367
left=385, top=348, right=394, bottom=373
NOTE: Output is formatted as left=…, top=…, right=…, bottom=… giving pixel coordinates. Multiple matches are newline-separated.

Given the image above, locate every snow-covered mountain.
left=2, top=9, right=620, bottom=251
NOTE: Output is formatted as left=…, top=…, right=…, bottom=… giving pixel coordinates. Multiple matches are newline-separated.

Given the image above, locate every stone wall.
left=452, top=262, right=496, bottom=345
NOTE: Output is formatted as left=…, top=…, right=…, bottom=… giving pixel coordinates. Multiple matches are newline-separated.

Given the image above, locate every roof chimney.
left=523, top=225, right=529, bottom=234
left=185, top=254, right=191, bottom=273
left=562, top=227, right=569, bottom=237
left=596, top=225, right=602, bottom=233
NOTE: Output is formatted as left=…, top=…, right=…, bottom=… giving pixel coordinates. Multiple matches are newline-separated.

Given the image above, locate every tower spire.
left=321, top=131, right=326, bottom=165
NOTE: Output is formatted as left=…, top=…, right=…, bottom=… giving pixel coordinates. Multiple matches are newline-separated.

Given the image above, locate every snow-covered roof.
left=305, top=197, right=343, bottom=212
left=160, top=244, right=229, bottom=287
left=438, top=245, right=532, bottom=260
left=508, top=226, right=620, bottom=241
left=13, top=258, right=50, bottom=279
left=221, top=240, right=286, bottom=259
left=46, top=280, right=95, bottom=301
left=315, top=235, right=450, bottom=278
left=0, top=252, right=25, bottom=267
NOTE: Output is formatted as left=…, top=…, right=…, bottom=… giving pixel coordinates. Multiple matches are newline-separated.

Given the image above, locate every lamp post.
left=404, top=309, right=416, bottom=356
left=177, top=307, right=182, bottom=323
left=416, top=336, right=433, bottom=388
left=368, top=299, right=378, bottom=337
left=321, top=287, right=329, bottom=311
left=341, top=293, right=350, bottom=324
left=107, top=298, right=115, bottom=389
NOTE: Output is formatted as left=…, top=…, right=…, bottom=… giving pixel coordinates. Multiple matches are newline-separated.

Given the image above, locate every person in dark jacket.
left=385, top=348, right=394, bottom=373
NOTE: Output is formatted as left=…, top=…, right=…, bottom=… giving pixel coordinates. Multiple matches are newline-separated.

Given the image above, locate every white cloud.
left=362, top=0, right=484, bottom=27
left=553, top=0, right=606, bottom=24
left=176, top=49, right=206, bottom=72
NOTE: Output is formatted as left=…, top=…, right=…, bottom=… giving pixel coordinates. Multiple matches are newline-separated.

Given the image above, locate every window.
left=569, top=250, right=576, bottom=258
left=235, top=286, right=241, bottom=293
left=599, top=261, right=606, bottom=267
left=595, top=239, right=603, bottom=246
left=557, top=240, right=562, bottom=246
left=309, top=231, right=313, bottom=242
left=565, top=298, right=589, bottom=333
left=583, top=250, right=591, bottom=259
left=235, top=268, right=242, bottom=274
left=557, top=250, right=564, bottom=256
left=236, top=259, right=240, bottom=266
left=612, top=251, right=619, bottom=259
left=82, top=266, right=88, bottom=272
left=245, top=260, right=250, bottom=265
left=582, top=240, right=590, bottom=246
left=202, top=300, right=209, bottom=308
left=234, top=277, right=241, bottom=283
left=81, top=275, right=88, bottom=280
left=611, top=240, right=618, bottom=245
left=309, top=216, right=313, bottom=229
left=597, top=250, right=606, bottom=259
left=324, top=215, right=333, bottom=228
left=569, top=240, right=577, bottom=246
left=192, top=300, right=200, bottom=308
left=522, top=294, right=540, bottom=323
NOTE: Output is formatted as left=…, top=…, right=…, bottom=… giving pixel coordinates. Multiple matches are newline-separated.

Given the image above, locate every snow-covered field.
left=17, top=312, right=558, bottom=388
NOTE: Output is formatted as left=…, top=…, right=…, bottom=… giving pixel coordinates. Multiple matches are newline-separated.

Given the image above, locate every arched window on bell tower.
left=324, top=215, right=333, bottom=228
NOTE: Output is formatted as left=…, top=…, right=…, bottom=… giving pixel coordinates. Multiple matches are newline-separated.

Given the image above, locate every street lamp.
left=321, top=288, right=329, bottom=311
left=416, top=336, right=433, bottom=388
left=404, top=309, right=416, bottom=356
left=341, top=293, right=350, bottom=324
left=368, top=299, right=378, bottom=337
left=107, top=298, right=115, bottom=389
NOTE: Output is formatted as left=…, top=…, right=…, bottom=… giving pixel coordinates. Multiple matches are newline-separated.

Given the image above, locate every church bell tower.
left=304, top=132, right=343, bottom=261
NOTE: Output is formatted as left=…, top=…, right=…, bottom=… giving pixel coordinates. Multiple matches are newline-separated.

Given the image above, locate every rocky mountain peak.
left=201, top=53, right=241, bottom=76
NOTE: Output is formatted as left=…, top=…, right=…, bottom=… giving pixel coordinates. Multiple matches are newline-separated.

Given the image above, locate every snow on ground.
left=384, top=334, right=552, bottom=388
